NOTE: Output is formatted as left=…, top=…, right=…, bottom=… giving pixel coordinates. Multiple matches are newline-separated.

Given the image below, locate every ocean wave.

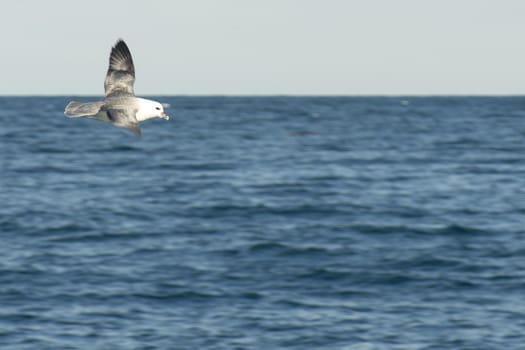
left=350, top=223, right=491, bottom=236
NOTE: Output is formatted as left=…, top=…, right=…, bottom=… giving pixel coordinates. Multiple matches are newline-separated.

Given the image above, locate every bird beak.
left=161, top=112, right=169, bottom=120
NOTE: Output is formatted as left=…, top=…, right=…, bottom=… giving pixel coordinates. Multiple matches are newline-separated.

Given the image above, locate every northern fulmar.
left=64, top=39, right=169, bottom=137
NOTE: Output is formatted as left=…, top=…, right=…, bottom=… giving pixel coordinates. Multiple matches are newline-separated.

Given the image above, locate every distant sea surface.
left=1, top=96, right=525, bottom=350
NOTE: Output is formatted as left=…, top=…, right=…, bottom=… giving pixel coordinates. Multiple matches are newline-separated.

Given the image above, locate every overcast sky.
left=2, top=0, right=525, bottom=95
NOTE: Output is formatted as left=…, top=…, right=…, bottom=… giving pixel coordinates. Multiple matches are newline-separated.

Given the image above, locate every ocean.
left=1, top=96, right=524, bottom=349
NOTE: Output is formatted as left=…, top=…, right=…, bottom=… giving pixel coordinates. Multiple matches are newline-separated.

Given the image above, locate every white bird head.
left=136, top=98, right=170, bottom=122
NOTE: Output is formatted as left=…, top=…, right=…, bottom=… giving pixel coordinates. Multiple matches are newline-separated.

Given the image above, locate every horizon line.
left=1, top=93, right=525, bottom=98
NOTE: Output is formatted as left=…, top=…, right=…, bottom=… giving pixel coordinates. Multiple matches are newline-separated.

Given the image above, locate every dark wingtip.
left=112, top=39, right=131, bottom=57
left=114, top=38, right=127, bottom=49
left=107, top=38, right=135, bottom=78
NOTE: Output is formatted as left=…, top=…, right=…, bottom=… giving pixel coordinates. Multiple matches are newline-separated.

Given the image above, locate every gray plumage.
left=65, top=39, right=169, bottom=137
left=105, top=40, right=135, bottom=97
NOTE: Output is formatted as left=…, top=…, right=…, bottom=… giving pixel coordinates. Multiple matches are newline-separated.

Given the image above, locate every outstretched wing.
left=104, top=40, right=135, bottom=97
left=64, top=101, right=104, bottom=117
left=107, top=109, right=141, bottom=137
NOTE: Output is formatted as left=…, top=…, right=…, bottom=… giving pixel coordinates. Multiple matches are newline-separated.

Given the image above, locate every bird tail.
left=64, top=101, right=104, bottom=118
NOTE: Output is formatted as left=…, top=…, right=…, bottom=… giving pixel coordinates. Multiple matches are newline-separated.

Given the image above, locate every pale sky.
left=2, top=0, right=525, bottom=95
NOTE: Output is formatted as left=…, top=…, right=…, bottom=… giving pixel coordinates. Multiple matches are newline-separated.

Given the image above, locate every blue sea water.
left=1, top=96, right=525, bottom=349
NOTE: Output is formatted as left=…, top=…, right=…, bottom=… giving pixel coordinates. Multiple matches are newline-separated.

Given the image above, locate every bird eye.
left=155, top=107, right=161, bottom=110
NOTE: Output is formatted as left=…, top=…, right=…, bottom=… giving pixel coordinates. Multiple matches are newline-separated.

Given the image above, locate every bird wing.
left=104, top=40, right=135, bottom=98
left=64, top=101, right=104, bottom=117
left=106, top=109, right=141, bottom=137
